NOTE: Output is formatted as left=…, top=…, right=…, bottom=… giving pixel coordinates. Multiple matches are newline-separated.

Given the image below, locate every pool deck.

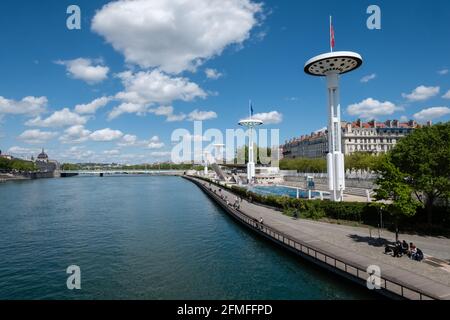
left=185, top=176, right=450, bottom=300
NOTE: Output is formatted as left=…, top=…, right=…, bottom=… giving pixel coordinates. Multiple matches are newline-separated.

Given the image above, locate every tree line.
left=280, top=152, right=385, bottom=172
left=374, top=122, right=450, bottom=228
left=0, top=157, right=37, bottom=172
left=280, top=122, right=450, bottom=231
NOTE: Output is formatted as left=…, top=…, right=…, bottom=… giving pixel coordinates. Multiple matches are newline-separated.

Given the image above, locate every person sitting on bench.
left=401, top=240, right=409, bottom=255
left=392, top=241, right=403, bottom=257
left=408, top=243, right=417, bottom=258
left=412, top=248, right=424, bottom=261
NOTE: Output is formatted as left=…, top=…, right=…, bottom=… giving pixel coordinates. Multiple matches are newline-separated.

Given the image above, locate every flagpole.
left=329, top=16, right=333, bottom=52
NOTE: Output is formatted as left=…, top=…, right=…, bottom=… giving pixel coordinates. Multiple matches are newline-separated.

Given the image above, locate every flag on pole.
left=249, top=100, right=254, bottom=117
left=330, top=16, right=335, bottom=52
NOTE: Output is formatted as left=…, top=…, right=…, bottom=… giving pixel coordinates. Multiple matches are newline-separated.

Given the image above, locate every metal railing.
left=186, top=176, right=436, bottom=301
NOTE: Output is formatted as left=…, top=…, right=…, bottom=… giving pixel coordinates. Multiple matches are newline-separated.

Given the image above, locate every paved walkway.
left=189, top=177, right=450, bottom=300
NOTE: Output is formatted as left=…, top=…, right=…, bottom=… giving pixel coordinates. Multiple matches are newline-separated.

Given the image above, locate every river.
left=0, top=176, right=374, bottom=299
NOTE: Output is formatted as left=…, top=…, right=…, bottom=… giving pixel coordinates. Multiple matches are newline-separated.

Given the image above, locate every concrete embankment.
left=0, top=171, right=56, bottom=182
left=184, top=175, right=450, bottom=300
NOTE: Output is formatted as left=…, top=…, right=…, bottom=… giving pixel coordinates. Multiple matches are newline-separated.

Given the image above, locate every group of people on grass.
left=385, top=240, right=424, bottom=261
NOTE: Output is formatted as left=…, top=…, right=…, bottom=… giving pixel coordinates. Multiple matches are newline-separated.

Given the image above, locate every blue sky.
left=0, top=0, right=449, bottom=163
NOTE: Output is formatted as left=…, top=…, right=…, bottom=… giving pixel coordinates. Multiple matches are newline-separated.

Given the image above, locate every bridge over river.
left=60, top=170, right=185, bottom=177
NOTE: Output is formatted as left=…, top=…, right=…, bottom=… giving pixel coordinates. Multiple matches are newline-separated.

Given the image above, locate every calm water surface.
left=0, top=176, right=375, bottom=299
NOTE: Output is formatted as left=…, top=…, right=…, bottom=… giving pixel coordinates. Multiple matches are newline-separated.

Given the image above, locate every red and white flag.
left=330, top=16, right=335, bottom=51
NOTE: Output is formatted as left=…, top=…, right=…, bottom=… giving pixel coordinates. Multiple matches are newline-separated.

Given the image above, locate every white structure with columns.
left=203, top=151, right=209, bottom=175
left=213, top=143, right=225, bottom=164
left=238, top=118, right=263, bottom=182
left=304, top=51, right=363, bottom=201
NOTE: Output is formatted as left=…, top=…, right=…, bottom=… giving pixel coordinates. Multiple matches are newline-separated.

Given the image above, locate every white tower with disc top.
left=304, top=51, right=363, bottom=202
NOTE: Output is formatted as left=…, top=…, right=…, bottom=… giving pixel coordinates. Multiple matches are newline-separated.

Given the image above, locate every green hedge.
left=193, top=176, right=386, bottom=224
left=190, top=176, right=449, bottom=234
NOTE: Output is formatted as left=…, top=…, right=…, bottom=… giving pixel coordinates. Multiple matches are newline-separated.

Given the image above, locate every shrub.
left=190, top=176, right=391, bottom=226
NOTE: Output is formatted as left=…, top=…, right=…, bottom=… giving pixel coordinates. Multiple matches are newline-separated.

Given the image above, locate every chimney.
left=426, top=120, right=432, bottom=127
left=408, top=120, right=417, bottom=127
left=393, top=120, right=399, bottom=128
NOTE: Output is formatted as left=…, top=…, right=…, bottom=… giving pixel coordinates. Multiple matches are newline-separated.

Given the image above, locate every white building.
left=282, top=119, right=429, bottom=159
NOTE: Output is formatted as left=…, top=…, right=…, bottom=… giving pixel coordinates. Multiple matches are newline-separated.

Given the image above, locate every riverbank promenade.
left=185, top=176, right=450, bottom=300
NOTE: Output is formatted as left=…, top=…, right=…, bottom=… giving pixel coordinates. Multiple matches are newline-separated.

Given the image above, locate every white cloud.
left=150, top=136, right=160, bottom=143
left=59, top=125, right=92, bottom=144
left=7, top=146, right=40, bottom=156
left=148, top=135, right=165, bottom=149
left=205, top=68, right=223, bottom=80
left=148, top=142, right=164, bottom=149
left=116, top=70, right=207, bottom=105
left=399, top=115, right=409, bottom=122
left=166, top=113, right=187, bottom=122
left=252, top=111, right=283, bottom=124
left=443, top=90, right=450, bottom=99
left=150, top=105, right=174, bottom=117
left=108, top=102, right=149, bottom=120
left=150, top=106, right=174, bottom=116
left=89, top=128, right=124, bottom=142
left=109, top=103, right=188, bottom=122
left=151, top=151, right=171, bottom=158
left=117, top=134, right=164, bottom=149
left=60, top=146, right=96, bottom=162
left=92, top=0, right=262, bottom=73
left=347, top=98, right=403, bottom=119
left=25, top=108, right=88, bottom=128
left=360, top=73, right=376, bottom=83
left=413, top=107, right=450, bottom=121
left=56, top=58, right=109, bottom=84
left=187, top=109, right=217, bottom=121
left=18, top=129, right=57, bottom=144
left=109, top=70, right=207, bottom=120
left=149, top=105, right=186, bottom=122
left=103, top=149, right=120, bottom=156
left=438, top=69, right=449, bottom=75
left=117, top=134, right=138, bottom=147
left=75, top=97, right=110, bottom=114
left=0, top=96, right=47, bottom=116
left=402, top=85, right=440, bottom=102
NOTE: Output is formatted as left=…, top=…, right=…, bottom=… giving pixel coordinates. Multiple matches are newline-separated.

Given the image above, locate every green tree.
left=374, top=160, right=421, bottom=241
left=280, top=153, right=384, bottom=173
left=0, top=157, right=12, bottom=170
left=235, top=145, right=273, bottom=165
left=61, top=163, right=82, bottom=171
left=388, top=122, right=450, bottom=224
left=279, top=157, right=327, bottom=172
left=345, top=152, right=385, bottom=171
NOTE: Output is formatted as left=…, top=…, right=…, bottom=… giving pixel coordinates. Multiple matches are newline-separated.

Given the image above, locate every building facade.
left=33, top=149, right=60, bottom=173
left=282, top=119, right=427, bottom=159
left=282, top=130, right=328, bottom=159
